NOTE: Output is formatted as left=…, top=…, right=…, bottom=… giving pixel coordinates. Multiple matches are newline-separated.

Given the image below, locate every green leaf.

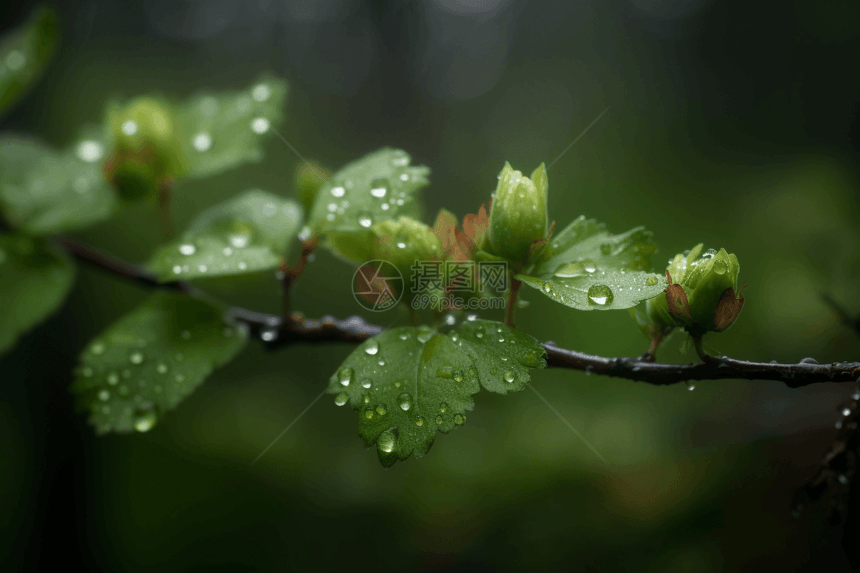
left=0, top=135, right=117, bottom=234
left=327, top=318, right=545, bottom=467
left=148, top=189, right=303, bottom=282
left=71, top=292, right=247, bottom=434
left=0, top=6, right=60, bottom=120
left=177, top=75, right=288, bottom=179
left=516, top=216, right=665, bottom=310
left=0, top=234, right=74, bottom=355
left=307, top=148, right=429, bottom=237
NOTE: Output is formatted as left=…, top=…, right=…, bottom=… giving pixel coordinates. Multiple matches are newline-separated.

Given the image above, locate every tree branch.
left=53, top=235, right=860, bottom=388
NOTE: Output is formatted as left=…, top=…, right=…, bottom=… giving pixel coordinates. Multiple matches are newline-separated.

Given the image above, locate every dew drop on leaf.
left=712, top=259, right=729, bottom=275
left=338, top=367, right=353, bottom=387
left=587, top=284, right=614, bottom=306
left=439, top=402, right=447, bottom=413
left=361, top=378, right=372, bottom=389
left=415, top=416, right=425, bottom=426
left=378, top=430, right=396, bottom=453
left=364, top=339, right=379, bottom=355
left=375, top=403, right=387, bottom=416
left=645, top=275, right=659, bottom=286
left=454, top=414, right=464, bottom=425
left=364, top=408, right=374, bottom=419
left=129, top=351, right=145, bottom=365
left=334, top=392, right=349, bottom=406
left=435, top=415, right=443, bottom=425
left=504, top=370, right=515, bottom=383
left=134, top=407, right=158, bottom=433
left=398, top=393, right=413, bottom=411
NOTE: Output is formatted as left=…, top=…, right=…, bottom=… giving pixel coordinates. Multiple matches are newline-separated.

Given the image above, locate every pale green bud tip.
left=486, top=161, right=549, bottom=264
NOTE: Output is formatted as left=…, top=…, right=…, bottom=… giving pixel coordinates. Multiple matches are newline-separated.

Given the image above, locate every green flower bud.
left=372, top=217, right=443, bottom=278
left=644, top=244, right=745, bottom=336
left=106, top=98, right=186, bottom=193
left=485, top=162, right=548, bottom=266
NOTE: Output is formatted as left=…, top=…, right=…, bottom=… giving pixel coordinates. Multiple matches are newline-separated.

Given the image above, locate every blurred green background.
left=2, top=0, right=860, bottom=570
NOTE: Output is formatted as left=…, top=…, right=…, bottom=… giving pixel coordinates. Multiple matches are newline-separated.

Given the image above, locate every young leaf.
left=0, top=6, right=60, bottom=120
left=327, top=318, right=546, bottom=467
left=307, top=148, right=429, bottom=236
left=177, top=76, right=288, bottom=179
left=0, top=135, right=117, bottom=235
left=0, top=234, right=75, bottom=355
left=71, top=292, right=247, bottom=434
left=516, top=216, right=665, bottom=310
left=148, top=189, right=303, bottom=282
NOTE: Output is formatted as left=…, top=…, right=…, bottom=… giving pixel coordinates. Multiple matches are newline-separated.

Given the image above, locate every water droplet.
left=394, top=380, right=401, bottom=388
left=335, top=392, right=349, bottom=406
left=338, top=367, right=353, bottom=386
left=466, top=314, right=477, bottom=322
left=193, top=132, right=212, bottom=152
left=251, top=117, right=269, bottom=134
left=156, top=363, right=168, bottom=374
left=107, top=372, right=119, bottom=385
left=843, top=407, right=851, bottom=417
left=375, top=404, right=387, bottom=416
left=238, top=262, right=248, bottom=270
left=252, top=83, right=271, bottom=102
left=330, top=186, right=345, bottom=198
left=439, top=402, right=447, bottom=413
left=452, top=370, right=464, bottom=382
left=98, top=390, right=110, bottom=401
left=377, top=358, right=386, bottom=366
left=229, top=233, right=250, bottom=249
left=134, top=407, right=158, bottom=432
left=370, top=178, right=388, bottom=198
left=852, top=391, right=860, bottom=401
left=378, top=430, right=396, bottom=453
left=361, top=378, right=372, bottom=389
left=645, top=276, right=659, bottom=286
left=587, top=284, right=614, bottom=306
left=542, top=282, right=554, bottom=294
left=179, top=243, right=196, bottom=256
left=122, top=120, right=138, bottom=136
left=90, top=342, right=105, bottom=355
left=364, top=408, right=374, bottom=419
left=415, top=416, right=425, bottom=426
left=398, top=333, right=410, bottom=341
left=454, top=414, right=464, bottom=425
left=838, top=474, right=850, bottom=485
left=554, top=260, right=596, bottom=278
left=358, top=213, right=373, bottom=228
left=364, top=340, right=379, bottom=355
left=129, top=351, right=144, bottom=365
left=504, top=370, right=515, bottom=383
left=689, top=385, right=696, bottom=391
left=363, top=395, right=371, bottom=404
left=800, top=357, right=819, bottom=365
left=435, top=415, right=443, bottom=425
left=398, top=393, right=413, bottom=411
left=417, top=330, right=433, bottom=343
left=712, top=258, right=729, bottom=275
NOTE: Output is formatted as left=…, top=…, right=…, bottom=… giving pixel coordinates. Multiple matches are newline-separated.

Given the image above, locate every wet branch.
left=54, top=235, right=860, bottom=388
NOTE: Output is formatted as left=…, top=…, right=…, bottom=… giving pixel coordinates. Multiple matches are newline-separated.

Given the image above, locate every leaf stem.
left=505, top=276, right=522, bottom=327
left=156, top=179, right=174, bottom=239
left=280, top=239, right=317, bottom=317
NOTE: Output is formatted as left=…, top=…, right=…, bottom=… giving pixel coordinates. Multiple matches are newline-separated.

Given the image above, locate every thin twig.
left=53, top=235, right=860, bottom=388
